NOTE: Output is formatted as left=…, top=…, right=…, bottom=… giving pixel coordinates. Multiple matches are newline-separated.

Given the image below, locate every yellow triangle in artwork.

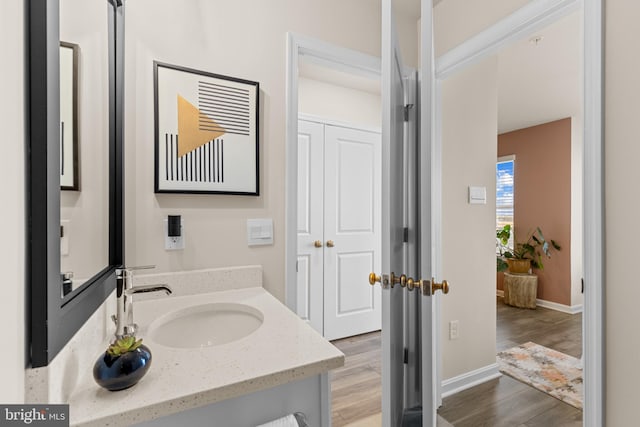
left=177, top=95, right=226, bottom=157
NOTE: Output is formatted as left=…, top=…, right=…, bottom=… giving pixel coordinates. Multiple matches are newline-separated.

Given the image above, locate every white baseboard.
left=495, top=290, right=583, bottom=314
left=441, top=363, right=501, bottom=398
left=535, top=299, right=583, bottom=314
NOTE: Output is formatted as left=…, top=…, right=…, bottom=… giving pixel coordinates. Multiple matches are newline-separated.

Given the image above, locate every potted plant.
left=93, top=335, right=152, bottom=391
left=496, top=225, right=561, bottom=274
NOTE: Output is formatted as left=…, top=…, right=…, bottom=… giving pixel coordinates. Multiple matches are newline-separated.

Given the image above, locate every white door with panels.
left=297, top=119, right=382, bottom=340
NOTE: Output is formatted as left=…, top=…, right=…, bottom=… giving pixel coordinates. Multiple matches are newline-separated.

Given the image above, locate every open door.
left=379, top=0, right=408, bottom=425
left=378, top=0, right=440, bottom=426
left=418, top=2, right=439, bottom=426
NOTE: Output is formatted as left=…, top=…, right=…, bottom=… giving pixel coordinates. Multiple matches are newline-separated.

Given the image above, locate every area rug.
left=497, top=342, right=583, bottom=409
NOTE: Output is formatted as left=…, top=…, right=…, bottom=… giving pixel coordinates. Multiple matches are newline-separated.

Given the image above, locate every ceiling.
left=497, top=10, right=582, bottom=133
left=298, top=6, right=582, bottom=135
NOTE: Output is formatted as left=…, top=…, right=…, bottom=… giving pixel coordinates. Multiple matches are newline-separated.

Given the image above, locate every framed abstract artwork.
left=60, top=41, right=79, bottom=191
left=153, top=61, right=260, bottom=195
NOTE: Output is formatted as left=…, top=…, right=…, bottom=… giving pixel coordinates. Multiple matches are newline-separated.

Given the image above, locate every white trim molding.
left=536, top=299, right=583, bottom=314
left=441, top=364, right=502, bottom=398
left=285, top=33, right=381, bottom=312
left=582, top=0, right=604, bottom=425
left=496, top=290, right=583, bottom=314
left=436, top=0, right=581, bottom=80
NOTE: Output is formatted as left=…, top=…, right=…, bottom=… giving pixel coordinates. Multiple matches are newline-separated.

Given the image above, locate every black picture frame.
left=153, top=61, right=260, bottom=195
left=59, top=41, right=79, bottom=191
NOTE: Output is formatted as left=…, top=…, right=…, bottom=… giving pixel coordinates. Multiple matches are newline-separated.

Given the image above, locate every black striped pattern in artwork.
left=164, top=134, right=224, bottom=183
left=198, top=80, right=250, bottom=136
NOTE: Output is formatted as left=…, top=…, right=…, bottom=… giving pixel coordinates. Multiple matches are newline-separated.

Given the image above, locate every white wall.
left=440, top=57, right=498, bottom=379
left=0, top=0, right=26, bottom=403
left=434, top=0, right=531, bottom=56
left=605, top=1, right=640, bottom=424
left=124, top=0, right=417, bottom=301
left=298, top=77, right=381, bottom=129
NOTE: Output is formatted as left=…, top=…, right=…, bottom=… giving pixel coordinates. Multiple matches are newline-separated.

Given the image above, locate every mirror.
left=29, top=0, right=124, bottom=367
left=59, top=0, right=110, bottom=296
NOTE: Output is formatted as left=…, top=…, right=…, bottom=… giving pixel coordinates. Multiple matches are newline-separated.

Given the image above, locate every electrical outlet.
left=449, top=320, right=459, bottom=340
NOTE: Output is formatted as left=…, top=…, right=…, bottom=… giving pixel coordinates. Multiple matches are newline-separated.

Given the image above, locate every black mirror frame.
left=28, top=0, right=124, bottom=368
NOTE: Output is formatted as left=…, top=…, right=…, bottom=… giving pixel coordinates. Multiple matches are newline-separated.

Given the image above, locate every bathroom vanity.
left=27, top=266, right=344, bottom=426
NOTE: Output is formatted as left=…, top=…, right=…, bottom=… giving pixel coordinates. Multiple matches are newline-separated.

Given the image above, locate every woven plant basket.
left=507, top=259, right=531, bottom=274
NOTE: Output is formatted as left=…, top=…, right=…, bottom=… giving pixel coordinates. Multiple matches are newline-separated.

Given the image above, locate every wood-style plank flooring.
left=330, top=297, right=582, bottom=426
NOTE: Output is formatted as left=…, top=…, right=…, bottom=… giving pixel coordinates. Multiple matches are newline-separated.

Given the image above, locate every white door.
left=381, top=0, right=410, bottom=424
left=380, top=0, right=438, bottom=426
left=323, top=124, right=382, bottom=340
left=296, top=120, right=324, bottom=334
left=297, top=120, right=382, bottom=339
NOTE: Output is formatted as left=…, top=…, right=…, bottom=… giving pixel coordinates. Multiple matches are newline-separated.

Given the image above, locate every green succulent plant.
left=107, top=335, right=143, bottom=357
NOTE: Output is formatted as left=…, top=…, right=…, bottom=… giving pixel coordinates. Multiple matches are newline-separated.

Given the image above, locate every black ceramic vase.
left=93, top=345, right=152, bottom=391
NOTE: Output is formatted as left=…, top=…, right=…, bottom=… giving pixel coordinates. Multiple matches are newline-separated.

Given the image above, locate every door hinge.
left=403, top=104, right=414, bottom=122
left=403, top=227, right=409, bottom=243
left=403, top=347, right=409, bottom=364
left=296, top=261, right=298, bottom=273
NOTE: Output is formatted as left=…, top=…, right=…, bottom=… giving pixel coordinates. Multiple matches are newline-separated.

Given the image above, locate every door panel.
left=382, top=0, right=408, bottom=425
left=337, top=251, right=375, bottom=314
left=296, top=255, right=312, bottom=321
left=296, top=120, right=324, bottom=334
left=324, top=125, right=381, bottom=340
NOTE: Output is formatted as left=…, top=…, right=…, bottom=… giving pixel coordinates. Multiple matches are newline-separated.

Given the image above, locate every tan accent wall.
left=497, top=118, right=572, bottom=306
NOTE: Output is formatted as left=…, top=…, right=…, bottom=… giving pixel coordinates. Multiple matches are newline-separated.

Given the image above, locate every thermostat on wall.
left=247, top=218, right=273, bottom=246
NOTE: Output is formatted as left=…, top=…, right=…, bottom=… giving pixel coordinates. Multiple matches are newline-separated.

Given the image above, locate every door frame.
left=431, top=0, right=604, bottom=425
left=285, top=33, right=382, bottom=313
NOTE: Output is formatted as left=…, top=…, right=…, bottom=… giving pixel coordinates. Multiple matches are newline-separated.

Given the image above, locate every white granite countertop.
left=68, top=287, right=344, bottom=426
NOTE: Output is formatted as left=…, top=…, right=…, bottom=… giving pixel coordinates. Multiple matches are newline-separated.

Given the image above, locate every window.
left=497, top=155, right=515, bottom=247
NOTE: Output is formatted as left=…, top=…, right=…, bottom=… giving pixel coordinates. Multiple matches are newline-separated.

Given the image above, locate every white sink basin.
left=148, top=303, right=264, bottom=349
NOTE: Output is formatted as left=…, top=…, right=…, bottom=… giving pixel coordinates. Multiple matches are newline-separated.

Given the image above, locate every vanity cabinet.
left=134, top=374, right=328, bottom=427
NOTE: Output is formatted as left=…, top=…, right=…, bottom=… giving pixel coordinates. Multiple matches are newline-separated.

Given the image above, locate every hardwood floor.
left=331, top=332, right=381, bottom=426
left=330, top=297, right=582, bottom=426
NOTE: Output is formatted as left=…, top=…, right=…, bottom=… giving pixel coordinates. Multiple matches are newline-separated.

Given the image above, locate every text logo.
left=1, top=405, right=69, bottom=426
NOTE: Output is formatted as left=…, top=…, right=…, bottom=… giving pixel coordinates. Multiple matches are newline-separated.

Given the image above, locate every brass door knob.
left=432, top=279, right=450, bottom=295
left=326, top=240, right=335, bottom=247
left=314, top=240, right=322, bottom=248
left=390, top=272, right=407, bottom=288
left=369, top=272, right=381, bottom=286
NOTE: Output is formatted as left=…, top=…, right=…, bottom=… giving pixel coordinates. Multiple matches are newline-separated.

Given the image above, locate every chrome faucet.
left=113, top=265, right=172, bottom=338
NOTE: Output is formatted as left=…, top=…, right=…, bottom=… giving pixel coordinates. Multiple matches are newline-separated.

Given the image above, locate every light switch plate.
left=469, top=186, right=487, bottom=205
left=164, top=219, right=185, bottom=250
left=247, top=218, right=273, bottom=246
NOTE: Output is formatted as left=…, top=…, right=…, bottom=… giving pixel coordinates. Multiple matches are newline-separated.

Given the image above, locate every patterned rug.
left=497, top=342, right=583, bottom=409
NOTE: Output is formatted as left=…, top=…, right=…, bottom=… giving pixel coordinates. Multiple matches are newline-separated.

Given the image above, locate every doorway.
left=435, top=4, right=587, bottom=426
